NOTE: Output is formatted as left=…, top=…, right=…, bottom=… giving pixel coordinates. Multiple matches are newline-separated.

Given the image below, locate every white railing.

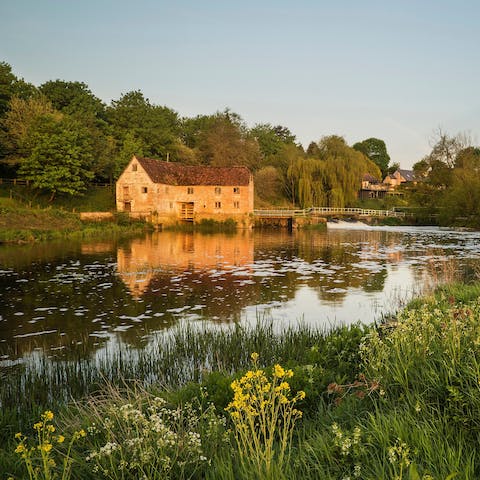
left=253, top=207, right=405, bottom=218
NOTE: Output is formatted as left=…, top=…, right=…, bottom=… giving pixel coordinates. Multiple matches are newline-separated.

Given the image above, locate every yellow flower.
left=47, top=424, right=56, bottom=433
left=273, top=364, right=285, bottom=377
left=33, top=422, right=43, bottom=431
left=15, top=444, right=26, bottom=454
left=57, top=435, right=65, bottom=444
left=251, top=352, right=259, bottom=362
left=43, top=411, right=54, bottom=421
left=40, top=443, right=53, bottom=453
left=15, top=432, right=22, bottom=439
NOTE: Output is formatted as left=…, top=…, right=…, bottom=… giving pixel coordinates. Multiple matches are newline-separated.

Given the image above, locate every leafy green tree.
left=353, top=137, right=390, bottom=177
left=18, top=115, right=94, bottom=201
left=254, top=166, right=285, bottom=205
left=0, top=62, right=36, bottom=170
left=0, top=62, right=36, bottom=117
left=251, top=123, right=296, bottom=162
left=39, top=80, right=106, bottom=120
left=108, top=90, right=180, bottom=160
left=438, top=147, right=480, bottom=226
left=113, top=132, right=146, bottom=179
left=195, top=110, right=261, bottom=169
left=2, top=95, right=58, bottom=161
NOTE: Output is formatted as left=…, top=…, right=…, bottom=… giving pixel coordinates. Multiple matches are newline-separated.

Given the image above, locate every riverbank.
left=2, top=282, right=480, bottom=479
left=0, top=198, right=153, bottom=243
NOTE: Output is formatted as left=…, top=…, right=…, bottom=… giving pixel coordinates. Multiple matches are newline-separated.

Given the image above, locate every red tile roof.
left=136, top=157, right=252, bottom=186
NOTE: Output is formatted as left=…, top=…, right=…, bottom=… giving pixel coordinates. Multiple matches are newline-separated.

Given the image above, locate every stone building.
left=116, top=156, right=254, bottom=226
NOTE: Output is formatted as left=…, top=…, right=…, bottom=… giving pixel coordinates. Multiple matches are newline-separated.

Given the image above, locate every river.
left=1, top=225, right=480, bottom=366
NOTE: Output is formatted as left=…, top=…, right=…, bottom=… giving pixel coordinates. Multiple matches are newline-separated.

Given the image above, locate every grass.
left=0, top=197, right=153, bottom=243
left=0, top=183, right=115, bottom=212
left=3, top=284, right=480, bottom=478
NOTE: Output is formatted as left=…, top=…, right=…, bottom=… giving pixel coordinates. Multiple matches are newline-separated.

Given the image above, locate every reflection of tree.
left=3, top=227, right=468, bottom=363
left=253, top=230, right=390, bottom=303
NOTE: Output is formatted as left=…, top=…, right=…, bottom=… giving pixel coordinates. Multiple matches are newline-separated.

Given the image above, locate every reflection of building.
left=116, top=156, right=254, bottom=226
left=117, top=232, right=254, bottom=298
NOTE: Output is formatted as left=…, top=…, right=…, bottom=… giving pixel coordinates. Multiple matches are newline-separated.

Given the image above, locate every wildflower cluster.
left=330, top=422, right=365, bottom=479
left=388, top=438, right=412, bottom=480
left=86, top=395, right=226, bottom=479
left=13, top=410, right=86, bottom=480
left=226, top=352, right=305, bottom=478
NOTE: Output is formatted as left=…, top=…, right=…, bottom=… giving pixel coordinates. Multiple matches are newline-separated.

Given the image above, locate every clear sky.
left=1, top=0, right=479, bottom=168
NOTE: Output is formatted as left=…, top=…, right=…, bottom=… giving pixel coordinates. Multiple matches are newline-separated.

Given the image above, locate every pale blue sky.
left=1, top=0, right=479, bottom=167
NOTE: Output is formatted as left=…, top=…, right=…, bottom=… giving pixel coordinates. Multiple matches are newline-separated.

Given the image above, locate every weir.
left=253, top=207, right=405, bottom=229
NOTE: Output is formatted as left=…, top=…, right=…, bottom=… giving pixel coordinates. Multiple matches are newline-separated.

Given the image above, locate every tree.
left=438, top=147, right=480, bottom=226
left=254, top=166, right=284, bottom=205
left=288, top=136, right=381, bottom=208
left=18, top=115, right=95, bottom=201
left=113, top=132, right=146, bottom=179
left=353, top=137, right=391, bottom=178
left=250, top=123, right=296, bottom=161
left=0, top=62, right=36, bottom=118
left=427, top=128, right=470, bottom=168
left=108, top=90, right=180, bottom=160
left=2, top=95, right=58, bottom=161
left=39, top=80, right=106, bottom=120
left=195, top=111, right=261, bottom=169
left=0, top=62, right=36, bottom=168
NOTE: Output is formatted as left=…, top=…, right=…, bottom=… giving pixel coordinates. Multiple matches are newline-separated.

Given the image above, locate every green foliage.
left=108, top=90, right=180, bottom=161
left=353, top=137, right=391, bottom=178
left=18, top=115, right=95, bottom=200
left=250, top=123, right=296, bottom=165
left=5, top=288, right=480, bottom=477
left=226, top=354, right=305, bottom=479
left=12, top=410, right=86, bottom=480
left=79, top=392, right=225, bottom=480
left=195, top=218, right=237, bottom=232
left=195, top=110, right=261, bottom=169
left=288, top=136, right=382, bottom=208
left=39, top=80, right=106, bottom=120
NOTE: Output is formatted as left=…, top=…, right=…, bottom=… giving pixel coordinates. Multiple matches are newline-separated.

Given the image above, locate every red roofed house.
left=116, top=156, right=254, bottom=226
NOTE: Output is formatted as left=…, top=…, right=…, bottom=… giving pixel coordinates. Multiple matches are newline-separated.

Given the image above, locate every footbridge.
left=253, top=207, right=405, bottom=228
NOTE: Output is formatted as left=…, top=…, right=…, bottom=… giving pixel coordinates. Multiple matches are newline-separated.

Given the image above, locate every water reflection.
left=1, top=227, right=480, bottom=362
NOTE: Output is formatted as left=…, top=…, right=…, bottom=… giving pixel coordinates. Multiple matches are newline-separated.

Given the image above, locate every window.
left=215, top=187, right=221, bottom=195
left=132, top=164, right=137, bottom=171
left=233, top=187, right=240, bottom=194
left=215, top=201, right=222, bottom=209
left=234, top=201, right=240, bottom=209
left=170, top=202, right=174, bottom=209
left=142, top=187, right=148, bottom=193
left=187, top=187, right=194, bottom=194
left=165, top=186, right=169, bottom=194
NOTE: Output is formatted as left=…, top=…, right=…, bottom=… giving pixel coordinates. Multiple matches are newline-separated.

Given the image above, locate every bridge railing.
left=253, top=207, right=406, bottom=218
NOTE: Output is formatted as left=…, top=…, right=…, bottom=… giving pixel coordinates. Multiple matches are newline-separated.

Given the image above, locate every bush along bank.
left=3, top=283, right=480, bottom=479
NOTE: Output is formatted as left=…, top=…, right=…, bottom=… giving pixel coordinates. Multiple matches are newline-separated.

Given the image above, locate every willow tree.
left=288, top=136, right=381, bottom=208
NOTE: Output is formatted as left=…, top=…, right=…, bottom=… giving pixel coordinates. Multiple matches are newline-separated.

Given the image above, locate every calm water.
left=1, top=226, right=480, bottom=364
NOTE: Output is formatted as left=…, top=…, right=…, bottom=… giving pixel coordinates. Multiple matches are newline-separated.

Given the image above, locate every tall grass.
left=4, top=285, right=480, bottom=478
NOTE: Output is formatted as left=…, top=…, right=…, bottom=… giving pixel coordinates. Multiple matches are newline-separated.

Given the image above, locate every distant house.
left=116, top=156, right=254, bottom=225
left=358, top=173, right=388, bottom=200
left=383, top=169, right=417, bottom=188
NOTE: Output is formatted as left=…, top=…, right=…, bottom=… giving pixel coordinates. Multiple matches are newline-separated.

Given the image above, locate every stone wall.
left=116, top=157, right=254, bottom=226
